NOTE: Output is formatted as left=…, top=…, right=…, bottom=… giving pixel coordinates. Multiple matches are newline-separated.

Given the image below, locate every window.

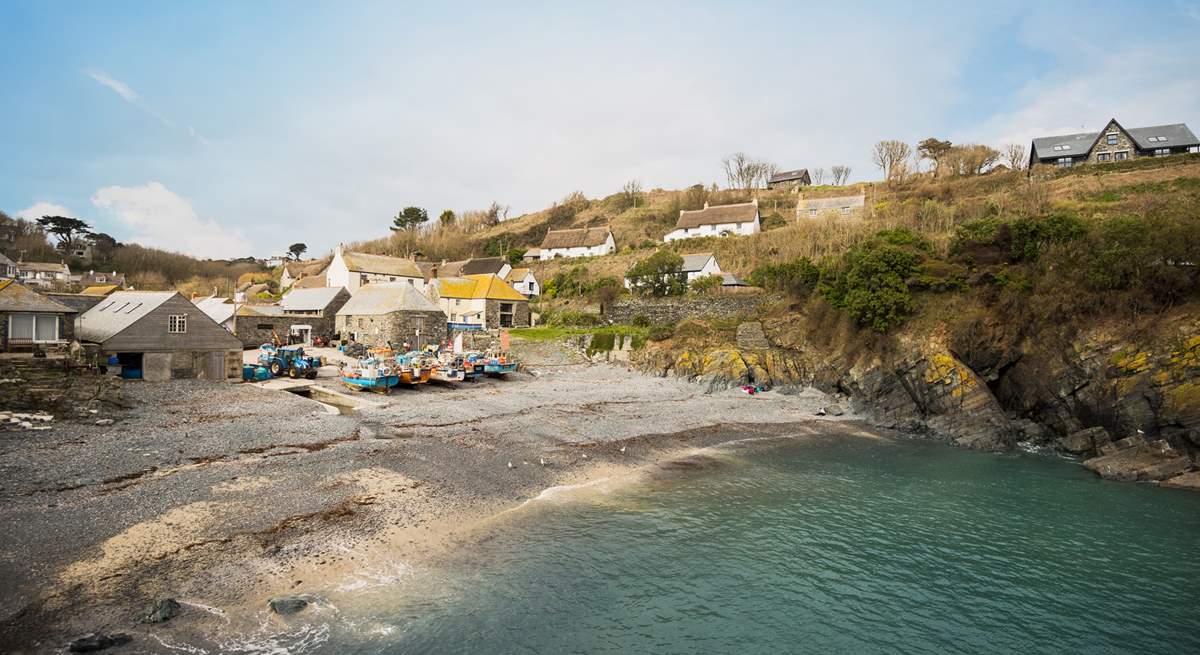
left=499, top=302, right=515, bottom=328
left=1114, top=151, right=1129, bottom=161
left=808, top=208, right=818, bottom=217
left=359, top=274, right=369, bottom=286
left=257, top=323, right=273, bottom=330
left=1147, top=136, right=1166, bottom=143
left=1057, top=157, right=1073, bottom=168
left=389, top=276, right=396, bottom=281
left=1190, top=146, right=1200, bottom=154
left=407, top=279, right=414, bottom=286
left=1154, top=148, right=1171, bottom=156
left=1097, top=152, right=1111, bottom=162
left=1053, top=144, right=1071, bottom=151
left=1106, top=134, right=1118, bottom=145
left=455, top=299, right=461, bottom=306
left=8, top=314, right=59, bottom=343
left=840, top=206, right=851, bottom=214
left=168, top=314, right=187, bottom=333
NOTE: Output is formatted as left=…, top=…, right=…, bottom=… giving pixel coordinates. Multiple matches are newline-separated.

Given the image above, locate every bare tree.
left=811, top=167, right=826, bottom=185
left=1004, top=143, right=1027, bottom=170
left=484, top=201, right=509, bottom=226
left=620, top=180, right=643, bottom=209
left=872, top=140, right=912, bottom=182
left=831, top=165, right=851, bottom=185
left=722, top=153, right=775, bottom=190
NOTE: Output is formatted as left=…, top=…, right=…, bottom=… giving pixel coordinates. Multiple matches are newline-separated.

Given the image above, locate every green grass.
left=509, top=325, right=648, bottom=342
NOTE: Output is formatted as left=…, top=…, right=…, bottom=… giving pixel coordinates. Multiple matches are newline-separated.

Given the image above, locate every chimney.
left=752, top=197, right=759, bottom=207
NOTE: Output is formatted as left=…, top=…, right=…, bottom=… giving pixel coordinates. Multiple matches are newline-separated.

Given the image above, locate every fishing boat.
left=461, top=351, right=487, bottom=381
left=482, top=352, right=519, bottom=376
left=394, top=351, right=434, bottom=385
left=339, top=355, right=399, bottom=393
left=430, top=353, right=467, bottom=384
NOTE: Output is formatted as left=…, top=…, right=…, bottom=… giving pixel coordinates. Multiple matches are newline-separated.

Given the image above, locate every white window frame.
left=168, top=314, right=187, bottom=333
left=1097, top=152, right=1111, bottom=162
left=1114, top=151, right=1129, bottom=161
left=1106, top=133, right=1118, bottom=145
left=8, top=313, right=61, bottom=343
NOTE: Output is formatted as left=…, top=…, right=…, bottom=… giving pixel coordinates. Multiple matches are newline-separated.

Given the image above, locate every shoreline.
left=0, top=349, right=866, bottom=653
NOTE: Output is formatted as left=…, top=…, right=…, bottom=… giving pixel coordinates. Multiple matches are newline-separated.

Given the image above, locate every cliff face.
left=631, top=310, right=1200, bottom=489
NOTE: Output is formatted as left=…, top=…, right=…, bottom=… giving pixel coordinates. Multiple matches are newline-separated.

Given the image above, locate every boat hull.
left=484, top=362, right=519, bottom=376
left=341, top=375, right=399, bottom=392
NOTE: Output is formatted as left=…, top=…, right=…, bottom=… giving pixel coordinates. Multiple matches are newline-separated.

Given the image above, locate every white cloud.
left=16, top=201, right=74, bottom=220
left=91, top=182, right=249, bottom=259
left=86, top=71, right=139, bottom=102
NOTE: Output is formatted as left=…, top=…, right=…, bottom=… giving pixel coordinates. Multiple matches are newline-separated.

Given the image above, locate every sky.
left=2, top=0, right=1199, bottom=260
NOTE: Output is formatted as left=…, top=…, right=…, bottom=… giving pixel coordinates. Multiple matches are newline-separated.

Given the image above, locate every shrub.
left=626, top=251, right=686, bottom=296
left=748, top=257, right=820, bottom=295
left=630, top=314, right=651, bottom=328
left=1007, top=211, right=1087, bottom=262
left=689, top=274, right=723, bottom=294
left=819, top=229, right=926, bottom=332
left=647, top=324, right=675, bottom=341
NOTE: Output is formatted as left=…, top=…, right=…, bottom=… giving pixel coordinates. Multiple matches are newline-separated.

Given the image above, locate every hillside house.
left=797, top=193, right=866, bottom=220
left=77, top=291, right=242, bottom=380
left=624, top=252, right=723, bottom=290
left=193, top=296, right=238, bottom=332
left=422, top=256, right=513, bottom=281
left=291, top=273, right=328, bottom=289
left=767, top=169, right=812, bottom=189
left=75, top=270, right=124, bottom=290
left=335, top=283, right=447, bottom=349
left=428, top=274, right=531, bottom=330
left=16, top=261, right=71, bottom=288
left=522, top=248, right=542, bottom=263
left=664, top=200, right=760, bottom=243
left=539, top=227, right=616, bottom=260
left=280, top=260, right=325, bottom=290
left=0, top=280, right=76, bottom=352
left=0, top=252, right=17, bottom=279
left=236, top=283, right=270, bottom=303
left=233, top=286, right=349, bottom=347
left=326, top=245, right=425, bottom=293
left=1029, top=119, right=1200, bottom=170
left=506, top=267, right=540, bottom=297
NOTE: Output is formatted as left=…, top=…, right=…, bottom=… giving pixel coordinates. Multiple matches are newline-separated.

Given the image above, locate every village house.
left=279, top=260, right=325, bottom=290
left=797, top=193, right=866, bottom=220
left=1029, top=119, right=1200, bottom=170
left=506, top=267, right=540, bottom=297
left=767, top=169, right=812, bottom=189
left=335, top=282, right=447, bottom=349
left=538, top=227, right=616, bottom=260
left=233, top=286, right=349, bottom=347
left=624, top=252, right=725, bottom=291
left=428, top=274, right=531, bottom=330
left=326, top=245, right=425, bottom=294
left=76, top=270, right=126, bottom=289
left=0, top=280, right=76, bottom=352
left=80, top=284, right=121, bottom=297
left=0, top=252, right=17, bottom=279
left=522, top=248, right=542, bottom=263
left=664, top=200, right=760, bottom=243
left=77, top=291, right=242, bottom=381
left=16, top=261, right=71, bottom=288
left=421, top=256, right=513, bottom=281
left=192, top=296, right=238, bottom=333
left=262, top=255, right=287, bottom=268
left=291, top=274, right=328, bottom=290
left=235, top=282, right=271, bottom=303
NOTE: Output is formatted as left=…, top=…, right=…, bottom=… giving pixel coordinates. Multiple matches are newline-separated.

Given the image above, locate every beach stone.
left=826, top=404, right=845, bottom=416
left=269, top=595, right=310, bottom=614
left=68, top=632, right=132, bottom=652
left=140, top=597, right=181, bottom=623
left=95, top=419, right=115, bottom=426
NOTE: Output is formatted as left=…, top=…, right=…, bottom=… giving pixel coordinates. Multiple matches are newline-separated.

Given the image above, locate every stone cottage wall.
left=484, top=299, right=531, bottom=329
left=605, top=294, right=767, bottom=325
left=234, top=315, right=338, bottom=347
left=336, top=309, right=448, bottom=349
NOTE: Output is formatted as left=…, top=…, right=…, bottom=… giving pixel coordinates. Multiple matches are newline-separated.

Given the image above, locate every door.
left=205, top=351, right=226, bottom=380
left=290, top=324, right=312, bottom=345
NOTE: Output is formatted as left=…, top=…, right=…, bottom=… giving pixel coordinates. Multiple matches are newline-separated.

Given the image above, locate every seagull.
left=522, top=460, right=528, bottom=466
left=507, top=461, right=514, bottom=469
left=582, top=454, right=589, bottom=460
left=1137, top=429, right=1145, bottom=435
left=620, top=446, right=626, bottom=453
left=540, top=457, right=546, bottom=467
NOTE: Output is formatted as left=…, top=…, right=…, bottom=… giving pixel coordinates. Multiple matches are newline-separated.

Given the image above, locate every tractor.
left=257, top=343, right=321, bottom=379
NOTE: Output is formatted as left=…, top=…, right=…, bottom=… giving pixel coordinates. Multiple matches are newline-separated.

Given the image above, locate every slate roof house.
left=797, top=193, right=866, bottom=220
left=664, top=200, right=760, bottom=243
left=767, top=169, right=812, bottom=189
left=624, top=252, right=726, bottom=291
left=1029, top=119, right=1200, bottom=170
left=538, top=227, right=616, bottom=260
left=428, top=274, right=531, bottom=330
left=233, top=286, right=350, bottom=347
left=0, top=252, right=17, bottom=279
left=335, top=282, right=447, bottom=349
left=326, top=245, right=425, bottom=294
left=0, top=280, right=76, bottom=352
left=16, top=261, right=71, bottom=288
left=77, top=291, right=242, bottom=380
left=422, top=256, right=513, bottom=280
left=76, top=270, right=125, bottom=290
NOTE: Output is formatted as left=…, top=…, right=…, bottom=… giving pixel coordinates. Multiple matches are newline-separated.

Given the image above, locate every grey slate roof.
left=460, top=257, right=508, bottom=276
left=680, top=253, right=716, bottom=273
left=280, top=286, right=345, bottom=311
left=769, top=169, right=810, bottom=184
left=336, top=282, right=442, bottom=316
left=78, top=291, right=175, bottom=343
left=1031, top=131, right=1097, bottom=160
left=1031, top=121, right=1199, bottom=160
left=0, top=280, right=76, bottom=313
left=1126, top=123, right=1199, bottom=149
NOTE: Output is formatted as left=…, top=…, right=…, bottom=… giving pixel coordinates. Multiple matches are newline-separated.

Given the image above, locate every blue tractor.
left=257, top=343, right=321, bottom=379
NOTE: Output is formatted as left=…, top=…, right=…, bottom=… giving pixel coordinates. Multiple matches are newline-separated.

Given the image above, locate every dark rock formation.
left=1058, top=426, right=1111, bottom=455
left=268, top=595, right=311, bottom=615
left=68, top=632, right=131, bottom=652
left=1083, top=437, right=1191, bottom=482
left=139, top=598, right=181, bottom=624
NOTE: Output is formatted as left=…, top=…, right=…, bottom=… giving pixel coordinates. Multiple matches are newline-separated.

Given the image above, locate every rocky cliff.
left=631, top=310, right=1200, bottom=490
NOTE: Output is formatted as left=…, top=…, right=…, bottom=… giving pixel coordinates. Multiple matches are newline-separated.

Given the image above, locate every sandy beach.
left=0, top=339, right=871, bottom=653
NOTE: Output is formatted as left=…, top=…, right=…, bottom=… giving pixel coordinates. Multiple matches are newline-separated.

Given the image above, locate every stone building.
left=428, top=274, right=531, bottom=330
left=1029, top=119, right=1200, bottom=170
left=233, top=286, right=349, bottom=347
left=334, top=282, right=447, bottom=349
left=796, top=193, right=866, bottom=220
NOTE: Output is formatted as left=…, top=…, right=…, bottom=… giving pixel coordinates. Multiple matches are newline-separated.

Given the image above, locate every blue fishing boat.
left=339, top=356, right=399, bottom=393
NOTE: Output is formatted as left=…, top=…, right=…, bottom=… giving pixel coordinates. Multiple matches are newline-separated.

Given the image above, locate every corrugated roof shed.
left=341, top=251, right=423, bottom=278
left=676, top=202, right=758, bottom=229
left=193, top=297, right=236, bottom=324
left=0, top=280, right=77, bottom=313
left=336, top=282, right=441, bottom=316
left=78, top=291, right=175, bottom=343
left=540, top=227, right=612, bottom=250
left=281, top=286, right=345, bottom=311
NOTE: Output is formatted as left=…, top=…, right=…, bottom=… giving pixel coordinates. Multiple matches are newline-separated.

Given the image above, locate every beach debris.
left=620, top=445, right=626, bottom=453
left=816, top=407, right=827, bottom=416
left=95, top=418, right=115, bottom=426
left=539, top=457, right=546, bottom=467
left=140, top=598, right=182, bottom=624
left=268, top=595, right=311, bottom=615
left=582, top=454, right=589, bottom=460
left=68, top=632, right=132, bottom=652
left=739, top=384, right=769, bottom=395
left=507, top=461, right=514, bottom=469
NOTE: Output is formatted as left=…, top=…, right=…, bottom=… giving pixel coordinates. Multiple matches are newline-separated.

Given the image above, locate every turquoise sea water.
left=290, top=435, right=1200, bottom=654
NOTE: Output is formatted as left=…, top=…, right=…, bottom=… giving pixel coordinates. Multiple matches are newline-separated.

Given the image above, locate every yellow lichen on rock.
left=1112, top=349, right=1153, bottom=375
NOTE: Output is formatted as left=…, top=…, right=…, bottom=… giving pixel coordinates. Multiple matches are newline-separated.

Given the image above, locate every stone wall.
left=336, top=310, right=447, bottom=349
left=484, top=299, right=531, bottom=329
left=234, top=315, right=337, bottom=348
left=1088, top=122, right=1138, bottom=164
left=605, top=294, right=767, bottom=325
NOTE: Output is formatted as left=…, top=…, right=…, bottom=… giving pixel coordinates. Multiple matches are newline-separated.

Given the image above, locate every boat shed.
left=77, top=291, right=242, bottom=381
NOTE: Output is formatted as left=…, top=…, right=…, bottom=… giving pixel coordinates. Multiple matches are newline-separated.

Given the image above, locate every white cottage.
left=663, top=200, right=760, bottom=243
left=326, top=245, right=426, bottom=294
left=538, top=227, right=616, bottom=260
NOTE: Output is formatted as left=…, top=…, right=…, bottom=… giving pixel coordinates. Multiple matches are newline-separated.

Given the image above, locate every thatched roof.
left=540, top=227, right=612, bottom=250
left=676, top=202, right=758, bottom=229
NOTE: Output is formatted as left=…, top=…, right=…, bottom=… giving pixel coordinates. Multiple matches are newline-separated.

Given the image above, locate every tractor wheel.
left=306, top=371, right=318, bottom=380
left=270, top=361, right=282, bottom=377
left=288, top=367, right=298, bottom=379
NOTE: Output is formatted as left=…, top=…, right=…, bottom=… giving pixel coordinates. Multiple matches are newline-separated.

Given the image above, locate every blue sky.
left=2, top=1, right=1198, bottom=259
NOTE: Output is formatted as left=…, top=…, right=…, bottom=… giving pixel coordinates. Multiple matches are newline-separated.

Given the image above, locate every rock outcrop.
left=1082, top=436, right=1192, bottom=482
